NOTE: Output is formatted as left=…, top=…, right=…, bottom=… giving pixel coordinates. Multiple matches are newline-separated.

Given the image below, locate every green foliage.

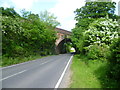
left=70, top=55, right=115, bottom=88
left=75, top=18, right=95, bottom=29
left=84, top=18, right=118, bottom=46
left=71, top=1, right=120, bottom=87
left=75, top=1, right=116, bottom=20
left=72, top=18, right=119, bottom=54
left=86, top=44, right=110, bottom=60
left=2, top=16, right=24, bottom=57
left=2, top=54, right=43, bottom=67
left=71, top=27, right=86, bottom=53
left=39, top=10, right=60, bottom=27
left=64, top=42, right=73, bottom=53
left=107, top=38, right=120, bottom=82
left=83, top=18, right=119, bottom=60
left=1, top=7, right=20, bottom=17
left=2, top=7, right=59, bottom=66
left=20, top=9, right=31, bottom=18
left=72, top=1, right=120, bottom=53
left=72, top=1, right=118, bottom=54
left=110, top=38, right=120, bottom=62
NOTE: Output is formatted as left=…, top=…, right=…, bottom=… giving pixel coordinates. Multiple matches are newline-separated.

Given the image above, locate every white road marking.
left=0, top=70, right=27, bottom=81
left=41, top=61, right=49, bottom=65
left=54, top=55, right=73, bottom=89
left=1, top=59, right=37, bottom=70
left=1, top=61, right=49, bottom=81
left=1, top=60, right=50, bottom=81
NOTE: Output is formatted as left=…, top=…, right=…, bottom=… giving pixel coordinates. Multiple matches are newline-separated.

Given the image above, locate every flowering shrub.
left=83, top=18, right=119, bottom=60
left=86, top=44, right=110, bottom=60
left=84, top=18, right=119, bottom=47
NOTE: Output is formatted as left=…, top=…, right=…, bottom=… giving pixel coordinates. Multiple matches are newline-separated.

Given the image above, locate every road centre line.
left=1, top=56, right=56, bottom=70
left=1, top=54, right=72, bottom=85
left=41, top=61, right=49, bottom=65
left=1, top=61, right=49, bottom=81
left=54, top=55, right=73, bottom=89
left=1, top=57, right=59, bottom=81
left=1, top=58, right=55, bottom=81
left=1, top=59, right=38, bottom=70
left=0, top=70, right=27, bottom=81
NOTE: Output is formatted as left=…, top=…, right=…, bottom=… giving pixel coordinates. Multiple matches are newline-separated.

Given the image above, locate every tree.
left=84, top=18, right=119, bottom=59
left=84, top=18, right=119, bottom=46
left=1, top=7, right=20, bottom=17
left=71, top=1, right=118, bottom=53
left=39, top=10, right=60, bottom=27
left=74, top=1, right=118, bottom=32
left=75, top=1, right=116, bottom=20
left=2, top=7, right=57, bottom=58
left=20, top=9, right=31, bottom=18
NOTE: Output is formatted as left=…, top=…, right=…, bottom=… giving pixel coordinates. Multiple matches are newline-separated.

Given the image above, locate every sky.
left=0, top=0, right=119, bottom=31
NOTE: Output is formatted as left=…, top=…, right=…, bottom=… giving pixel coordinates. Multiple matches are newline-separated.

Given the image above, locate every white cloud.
left=57, top=19, right=77, bottom=31
left=36, top=0, right=57, bottom=2
left=113, top=0, right=119, bottom=3
left=11, top=0, right=38, bottom=10
left=0, top=0, right=13, bottom=8
left=49, top=0, right=119, bottom=31
left=49, top=0, right=86, bottom=31
left=1, top=2, right=11, bottom=8
left=113, top=0, right=119, bottom=15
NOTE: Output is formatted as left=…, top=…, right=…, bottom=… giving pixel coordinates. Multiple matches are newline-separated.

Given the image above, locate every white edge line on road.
left=54, top=55, right=73, bottom=89
left=1, top=59, right=37, bottom=70
left=0, top=70, right=27, bottom=81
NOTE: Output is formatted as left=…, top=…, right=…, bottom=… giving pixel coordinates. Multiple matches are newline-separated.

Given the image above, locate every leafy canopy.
left=2, top=7, right=59, bottom=57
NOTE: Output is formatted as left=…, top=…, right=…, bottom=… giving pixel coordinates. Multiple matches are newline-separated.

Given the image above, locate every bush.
left=2, top=8, right=57, bottom=58
left=84, top=18, right=119, bottom=47
left=86, top=44, right=110, bottom=60
left=107, top=38, right=120, bottom=82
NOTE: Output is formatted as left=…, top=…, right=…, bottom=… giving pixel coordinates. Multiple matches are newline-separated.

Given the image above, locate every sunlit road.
left=1, top=54, right=73, bottom=88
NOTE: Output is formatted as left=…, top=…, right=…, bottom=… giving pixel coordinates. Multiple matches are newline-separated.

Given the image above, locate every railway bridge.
left=55, top=28, right=72, bottom=54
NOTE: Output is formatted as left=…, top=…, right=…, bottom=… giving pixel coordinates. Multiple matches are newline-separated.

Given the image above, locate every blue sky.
left=0, top=0, right=119, bottom=31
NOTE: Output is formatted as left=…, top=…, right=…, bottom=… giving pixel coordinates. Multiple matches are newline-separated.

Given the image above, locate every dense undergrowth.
left=70, top=55, right=119, bottom=88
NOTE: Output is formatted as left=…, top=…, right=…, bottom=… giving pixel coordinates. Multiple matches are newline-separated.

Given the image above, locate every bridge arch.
left=55, top=28, right=73, bottom=54
left=55, top=38, right=72, bottom=54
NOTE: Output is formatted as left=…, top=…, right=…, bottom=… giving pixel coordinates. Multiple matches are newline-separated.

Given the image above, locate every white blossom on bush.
left=84, top=18, right=119, bottom=49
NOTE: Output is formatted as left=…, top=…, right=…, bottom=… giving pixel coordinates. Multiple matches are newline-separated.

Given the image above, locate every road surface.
left=1, top=54, right=73, bottom=88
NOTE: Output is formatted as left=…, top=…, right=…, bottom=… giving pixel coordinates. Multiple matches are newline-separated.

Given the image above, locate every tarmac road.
left=1, top=54, right=73, bottom=88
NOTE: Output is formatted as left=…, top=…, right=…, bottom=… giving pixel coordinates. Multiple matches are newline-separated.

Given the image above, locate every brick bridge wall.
left=55, top=27, right=72, bottom=54
left=55, top=27, right=71, bottom=46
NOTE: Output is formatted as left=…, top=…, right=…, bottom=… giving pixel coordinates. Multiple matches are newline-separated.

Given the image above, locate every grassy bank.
left=1, top=55, right=52, bottom=67
left=70, top=55, right=118, bottom=88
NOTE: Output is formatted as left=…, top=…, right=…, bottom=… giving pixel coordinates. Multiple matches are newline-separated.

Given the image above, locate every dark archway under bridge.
left=55, top=38, right=72, bottom=54
left=55, top=28, right=75, bottom=54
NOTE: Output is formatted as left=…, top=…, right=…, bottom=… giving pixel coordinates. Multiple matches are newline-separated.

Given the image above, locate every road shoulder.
left=59, top=58, right=73, bottom=88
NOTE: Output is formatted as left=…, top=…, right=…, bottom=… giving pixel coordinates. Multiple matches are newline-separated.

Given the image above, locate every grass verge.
left=70, top=54, right=118, bottom=88
left=1, top=54, right=52, bottom=67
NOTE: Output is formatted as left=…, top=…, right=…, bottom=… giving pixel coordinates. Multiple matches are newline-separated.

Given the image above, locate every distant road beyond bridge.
left=55, top=28, right=72, bottom=54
